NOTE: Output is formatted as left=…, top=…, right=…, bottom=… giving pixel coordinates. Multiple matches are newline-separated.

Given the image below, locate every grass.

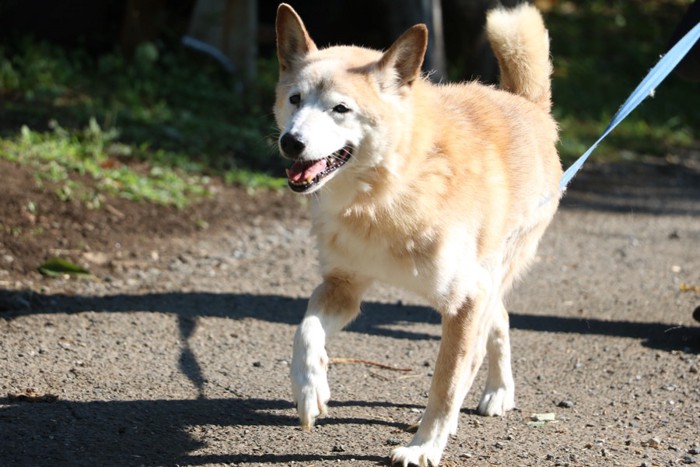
left=0, top=0, right=698, bottom=208
left=0, top=119, right=211, bottom=208
left=546, top=0, right=699, bottom=161
left=0, top=41, right=283, bottom=208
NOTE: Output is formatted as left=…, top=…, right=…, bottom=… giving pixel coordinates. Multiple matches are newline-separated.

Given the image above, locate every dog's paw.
left=290, top=343, right=330, bottom=430
left=477, top=386, right=514, bottom=417
left=390, top=445, right=443, bottom=467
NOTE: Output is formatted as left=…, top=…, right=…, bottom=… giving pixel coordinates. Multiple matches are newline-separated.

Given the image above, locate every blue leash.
left=559, top=21, right=700, bottom=192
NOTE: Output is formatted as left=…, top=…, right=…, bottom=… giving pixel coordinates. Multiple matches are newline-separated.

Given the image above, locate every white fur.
left=291, top=315, right=330, bottom=429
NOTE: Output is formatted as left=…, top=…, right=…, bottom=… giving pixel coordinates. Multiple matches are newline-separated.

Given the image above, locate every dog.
left=273, top=3, right=562, bottom=465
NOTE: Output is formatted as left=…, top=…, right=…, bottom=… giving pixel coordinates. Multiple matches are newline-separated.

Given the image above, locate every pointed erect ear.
left=276, top=3, right=317, bottom=72
left=377, top=24, right=428, bottom=90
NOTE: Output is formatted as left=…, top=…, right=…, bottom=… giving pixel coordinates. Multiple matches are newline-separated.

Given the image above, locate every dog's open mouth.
left=285, top=146, right=353, bottom=193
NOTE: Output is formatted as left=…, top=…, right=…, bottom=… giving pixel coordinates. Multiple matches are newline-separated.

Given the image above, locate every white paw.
left=477, top=386, right=514, bottom=416
left=391, top=445, right=443, bottom=467
left=291, top=320, right=330, bottom=430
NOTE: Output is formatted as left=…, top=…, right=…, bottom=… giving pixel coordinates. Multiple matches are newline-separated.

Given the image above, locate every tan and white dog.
left=274, top=3, right=562, bottom=465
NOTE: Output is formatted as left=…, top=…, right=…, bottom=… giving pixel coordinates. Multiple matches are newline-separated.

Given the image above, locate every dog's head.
left=274, top=3, right=428, bottom=196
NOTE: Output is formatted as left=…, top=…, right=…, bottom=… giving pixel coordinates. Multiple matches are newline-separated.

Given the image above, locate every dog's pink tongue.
left=287, top=159, right=327, bottom=183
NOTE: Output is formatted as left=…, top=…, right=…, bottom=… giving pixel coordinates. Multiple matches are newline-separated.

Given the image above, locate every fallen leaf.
left=531, top=412, right=557, bottom=422
left=680, top=283, right=700, bottom=293
left=38, top=257, right=90, bottom=277
left=528, top=412, right=558, bottom=427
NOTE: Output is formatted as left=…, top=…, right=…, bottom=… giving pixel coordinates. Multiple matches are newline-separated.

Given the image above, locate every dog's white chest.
left=313, top=212, right=479, bottom=308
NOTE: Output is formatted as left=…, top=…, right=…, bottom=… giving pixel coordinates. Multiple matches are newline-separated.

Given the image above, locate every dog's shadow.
left=1, top=290, right=698, bottom=466
left=2, top=289, right=695, bottom=350
left=0, top=394, right=394, bottom=466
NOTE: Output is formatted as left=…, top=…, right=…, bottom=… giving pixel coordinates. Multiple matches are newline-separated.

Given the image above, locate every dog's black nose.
left=280, top=133, right=305, bottom=158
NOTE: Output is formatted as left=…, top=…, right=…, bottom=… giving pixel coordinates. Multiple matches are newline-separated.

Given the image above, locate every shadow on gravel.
left=1, top=289, right=698, bottom=465
left=0, top=395, right=386, bottom=466
left=2, top=290, right=698, bottom=353
left=509, top=312, right=699, bottom=353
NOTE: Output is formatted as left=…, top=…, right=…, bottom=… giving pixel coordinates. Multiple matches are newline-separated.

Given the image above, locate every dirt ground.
left=1, top=155, right=699, bottom=467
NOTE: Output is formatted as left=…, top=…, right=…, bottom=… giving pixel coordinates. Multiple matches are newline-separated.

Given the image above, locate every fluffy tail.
left=486, top=4, right=552, bottom=110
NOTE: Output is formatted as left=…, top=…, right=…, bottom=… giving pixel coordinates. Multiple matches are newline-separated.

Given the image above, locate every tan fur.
left=275, top=3, right=562, bottom=465
left=486, top=4, right=553, bottom=110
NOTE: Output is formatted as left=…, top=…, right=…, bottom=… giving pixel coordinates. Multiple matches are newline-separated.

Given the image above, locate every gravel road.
left=1, top=160, right=699, bottom=466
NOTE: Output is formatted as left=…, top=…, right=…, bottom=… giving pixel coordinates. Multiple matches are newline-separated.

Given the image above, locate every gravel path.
left=1, top=161, right=699, bottom=466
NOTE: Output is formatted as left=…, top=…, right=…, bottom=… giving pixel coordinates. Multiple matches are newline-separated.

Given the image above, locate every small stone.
left=642, top=437, right=661, bottom=449
left=689, top=447, right=700, bottom=455
left=558, top=400, right=575, bottom=408
left=252, top=361, right=262, bottom=367
left=83, top=251, right=109, bottom=266
left=682, top=454, right=697, bottom=464
left=331, top=444, right=345, bottom=452
left=387, top=437, right=401, bottom=446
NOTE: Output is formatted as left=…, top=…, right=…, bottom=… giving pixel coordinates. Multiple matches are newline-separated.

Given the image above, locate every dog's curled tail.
left=486, top=4, right=552, bottom=111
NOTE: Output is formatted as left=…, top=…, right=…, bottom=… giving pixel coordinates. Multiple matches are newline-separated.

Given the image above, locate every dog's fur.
left=274, top=4, right=562, bottom=465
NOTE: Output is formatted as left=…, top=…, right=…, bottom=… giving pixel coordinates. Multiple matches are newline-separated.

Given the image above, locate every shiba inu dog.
left=274, top=3, right=562, bottom=465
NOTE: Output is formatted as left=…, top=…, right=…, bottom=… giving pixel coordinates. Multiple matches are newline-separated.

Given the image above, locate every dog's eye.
left=289, top=94, right=301, bottom=106
left=333, top=104, right=351, bottom=114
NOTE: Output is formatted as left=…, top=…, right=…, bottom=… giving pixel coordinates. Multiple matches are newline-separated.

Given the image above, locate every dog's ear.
left=376, top=24, right=428, bottom=91
left=276, top=3, right=317, bottom=72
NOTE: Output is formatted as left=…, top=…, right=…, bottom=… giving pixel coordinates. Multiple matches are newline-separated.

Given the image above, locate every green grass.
left=0, top=118, right=213, bottom=208
left=0, top=0, right=698, bottom=209
left=547, top=0, right=699, bottom=162
left=0, top=41, right=284, bottom=207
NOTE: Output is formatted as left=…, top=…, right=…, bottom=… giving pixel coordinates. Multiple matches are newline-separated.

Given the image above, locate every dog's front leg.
left=291, top=273, right=370, bottom=430
left=391, top=298, right=490, bottom=467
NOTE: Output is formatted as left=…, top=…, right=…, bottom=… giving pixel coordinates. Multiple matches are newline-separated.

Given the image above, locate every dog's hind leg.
left=475, top=216, right=555, bottom=418
left=291, top=272, right=371, bottom=430
left=477, top=300, right=515, bottom=416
